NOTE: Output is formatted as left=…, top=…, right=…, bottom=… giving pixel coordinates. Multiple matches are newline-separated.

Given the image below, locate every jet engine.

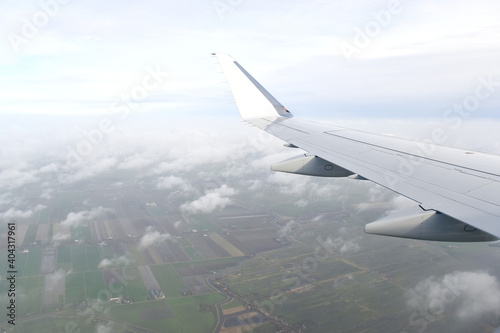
left=365, top=207, right=497, bottom=242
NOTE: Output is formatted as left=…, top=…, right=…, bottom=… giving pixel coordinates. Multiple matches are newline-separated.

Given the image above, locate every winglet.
left=214, top=53, right=293, bottom=120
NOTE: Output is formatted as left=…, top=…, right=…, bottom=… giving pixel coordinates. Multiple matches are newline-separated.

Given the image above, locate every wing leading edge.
left=214, top=53, right=500, bottom=244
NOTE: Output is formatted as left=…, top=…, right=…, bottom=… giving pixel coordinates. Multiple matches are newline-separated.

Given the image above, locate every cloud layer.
left=180, top=184, right=236, bottom=214
left=1, top=0, right=499, bottom=117
left=407, top=270, right=500, bottom=321
left=139, top=226, right=171, bottom=249
left=98, top=255, right=132, bottom=269
left=60, top=206, right=112, bottom=227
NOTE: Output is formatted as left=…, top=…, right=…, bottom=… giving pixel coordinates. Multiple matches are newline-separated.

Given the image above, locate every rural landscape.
left=2, top=0, right=500, bottom=332
left=1, top=141, right=500, bottom=333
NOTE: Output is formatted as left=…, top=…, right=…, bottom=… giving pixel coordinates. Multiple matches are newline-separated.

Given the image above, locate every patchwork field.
left=3, top=175, right=498, bottom=333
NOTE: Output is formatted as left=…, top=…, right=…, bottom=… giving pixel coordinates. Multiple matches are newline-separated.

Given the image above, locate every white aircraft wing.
left=214, top=53, right=500, bottom=245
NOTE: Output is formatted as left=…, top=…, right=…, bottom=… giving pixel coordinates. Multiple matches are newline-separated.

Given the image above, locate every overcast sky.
left=1, top=3, right=500, bottom=328
left=0, top=0, right=499, bottom=118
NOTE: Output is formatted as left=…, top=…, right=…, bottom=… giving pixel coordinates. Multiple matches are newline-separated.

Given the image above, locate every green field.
left=173, top=256, right=244, bottom=269
left=85, top=245, right=102, bottom=271
left=65, top=272, right=86, bottom=307
left=108, top=300, right=180, bottom=332
left=23, top=224, right=38, bottom=245
left=168, top=293, right=224, bottom=332
left=71, top=224, right=92, bottom=242
left=38, top=209, right=51, bottom=224
left=123, top=267, right=150, bottom=301
left=17, top=276, right=44, bottom=317
left=84, top=271, right=107, bottom=300
left=190, top=214, right=221, bottom=232
left=182, top=246, right=203, bottom=261
left=22, top=247, right=43, bottom=276
left=7, top=170, right=500, bottom=333
left=150, top=264, right=186, bottom=298
left=14, top=252, right=29, bottom=277
left=13, top=317, right=99, bottom=333
left=57, top=244, right=71, bottom=263
left=71, top=244, right=88, bottom=272
left=222, top=297, right=243, bottom=310
left=177, top=236, right=191, bottom=247
left=125, top=243, right=149, bottom=266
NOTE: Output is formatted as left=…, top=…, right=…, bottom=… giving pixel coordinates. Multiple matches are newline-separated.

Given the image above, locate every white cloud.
left=60, top=206, right=112, bottom=227
left=45, top=269, right=71, bottom=293
left=59, top=157, right=117, bottom=184
left=139, top=226, right=171, bottom=249
left=333, top=236, right=361, bottom=255
left=180, top=185, right=236, bottom=214
left=95, top=322, right=115, bottom=333
left=34, top=204, right=47, bottom=212
left=267, top=172, right=310, bottom=196
left=385, top=195, right=416, bottom=212
left=156, top=175, right=193, bottom=192
left=0, top=168, right=39, bottom=190
left=0, top=0, right=498, bottom=117
left=267, top=172, right=343, bottom=200
left=98, top=255, right=132, bottom=269
left=0, top=193, right=13, bottom=206
left=294, top=199, right=308, bottom=208
left=39, top=163, right=59, bottom=173
left=52, top=232, right=70, bottom=241
left=40, top=188, right=54, bottom=200
left=313, top=215, right=324, bottom=222
left=117, top=154, right=154, bottom=170
left=407, top=271, right=500, bottom=321
left=247, top=179, right=263, bottom=191
left=0, top=207, right=33, bottom=219
left=318, top=228, right=362, bottom=255
left=278, top=220, right=297, bottom=238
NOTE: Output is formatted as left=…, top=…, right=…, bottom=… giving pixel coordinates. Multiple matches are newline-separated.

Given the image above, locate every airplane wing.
left=214, top=53, right=500, bottom=245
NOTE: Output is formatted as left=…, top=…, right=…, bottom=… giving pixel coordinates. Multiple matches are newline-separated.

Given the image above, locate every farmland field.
left=4, top=168, right=500, bottom=333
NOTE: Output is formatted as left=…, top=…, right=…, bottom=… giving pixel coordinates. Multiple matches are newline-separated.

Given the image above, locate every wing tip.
left=215, top=54, right=293, bottom=120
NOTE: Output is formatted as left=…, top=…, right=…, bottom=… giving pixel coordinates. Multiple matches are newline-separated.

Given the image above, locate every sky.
left=1, top=2, right=500, bottom=330
left=1, top=0, right=500, bottom=232
left=0, top=0, right=499, bottom=118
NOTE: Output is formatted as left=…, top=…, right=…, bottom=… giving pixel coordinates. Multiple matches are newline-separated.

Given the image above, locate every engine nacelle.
left=271, top=154, right=353, bottom=177
left=365, top=208, right=497, bottom=242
